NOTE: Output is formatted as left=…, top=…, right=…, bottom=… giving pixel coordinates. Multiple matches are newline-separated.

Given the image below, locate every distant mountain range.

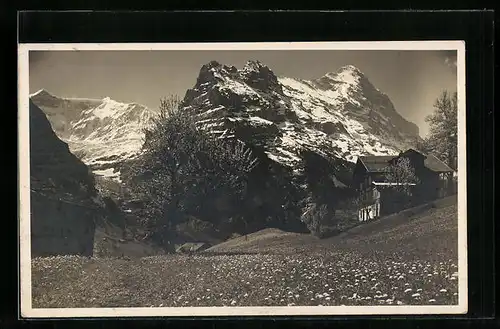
left=30, top=89, right=156, bottom=182
left=30, top=61, right=421, bottom=183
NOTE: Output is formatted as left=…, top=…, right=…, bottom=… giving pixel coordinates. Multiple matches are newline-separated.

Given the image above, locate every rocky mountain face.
left=29, top=100, right=100, bottom=256
left=29, top=100, right=98, bottom=204
left=30, top=89, right=156, bottom=182
left=181, top=60, right=420, bottom=173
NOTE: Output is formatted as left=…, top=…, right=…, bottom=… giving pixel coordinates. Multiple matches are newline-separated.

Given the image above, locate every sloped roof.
left=424, top=154, right=454, bottom=172
left=358, top=152, right=454, bottom=173
left=358, top=156, right=395, bottom=172
left=372, top=181, right=417, bottom=186
left=400, top=148, right=425, bottom=157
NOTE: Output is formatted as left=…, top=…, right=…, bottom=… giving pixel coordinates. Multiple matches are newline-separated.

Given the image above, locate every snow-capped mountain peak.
left=337, top=64, right=363, bottom=74
left=240, top=60, right=272, bottom=78
left=182, top=60, right=421, bottom=167
left=324, top=65, right=364, bottom=84
left=30, top=91, right=156, bottom=182
left=30, top=88, right=53, bottom=98
left=240, top=60, right=282, bottom=92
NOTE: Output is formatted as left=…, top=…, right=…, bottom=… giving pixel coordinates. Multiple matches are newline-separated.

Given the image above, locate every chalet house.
left=353, top=149, right=455, bottom=222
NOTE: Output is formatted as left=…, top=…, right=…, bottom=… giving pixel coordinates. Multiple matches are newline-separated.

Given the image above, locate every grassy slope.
left=93, top=223, right=165, bottom=258
left=31, top=196, right=459, bottom=308
left=207, top=196, right=458, bottom=259
left=204, top=228, right=318, bottom=254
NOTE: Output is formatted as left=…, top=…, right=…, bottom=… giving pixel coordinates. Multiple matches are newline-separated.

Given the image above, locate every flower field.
left=31, top=200, right=460, bottom=308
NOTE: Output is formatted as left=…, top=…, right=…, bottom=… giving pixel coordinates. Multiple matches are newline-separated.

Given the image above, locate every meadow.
left=31, top=198, right=459, bottom=308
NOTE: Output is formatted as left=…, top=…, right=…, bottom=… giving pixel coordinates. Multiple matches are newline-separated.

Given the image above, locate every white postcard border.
left=18, top=40, right=467, bottom=318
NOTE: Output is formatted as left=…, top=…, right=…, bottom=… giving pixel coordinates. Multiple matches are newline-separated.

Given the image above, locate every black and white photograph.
left=18, top=41, right=467, bottom=317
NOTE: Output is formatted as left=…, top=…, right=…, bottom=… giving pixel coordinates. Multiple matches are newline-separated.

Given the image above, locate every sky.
left=29, top=49, right=457, bottom=137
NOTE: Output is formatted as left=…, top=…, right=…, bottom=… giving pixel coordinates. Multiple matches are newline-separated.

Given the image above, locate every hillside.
left=204, top=228, right=317, bottom=254
left=207, top=195, right=458, bottom=258
left=31, top=196, right=459, bottom=307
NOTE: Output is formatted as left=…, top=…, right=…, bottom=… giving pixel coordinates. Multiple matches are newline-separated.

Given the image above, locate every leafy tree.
left=300, top=200, right=332, bottom=238
left=385, top=157, right=420, bottom=194
left=127, top=95, right=258, bottom=250
left=384, top=157, right=420, bottom=210
left=335, top=196, right=362, bottom=230
left=425, top=90, right=458, bottom=170
left=415, top=138, right=431, bottom=155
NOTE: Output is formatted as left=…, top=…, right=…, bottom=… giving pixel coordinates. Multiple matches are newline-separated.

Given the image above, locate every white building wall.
left=358, top=190, right=381, bottom=222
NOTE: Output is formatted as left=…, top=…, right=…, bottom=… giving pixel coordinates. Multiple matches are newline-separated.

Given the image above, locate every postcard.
left=18, top=41, right=467, bottom=317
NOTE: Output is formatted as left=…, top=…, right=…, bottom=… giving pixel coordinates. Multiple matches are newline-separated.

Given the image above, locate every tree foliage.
left=385, top=157, right=420, bottom=192
left=300, top=194, right=360, bottom=238
left=300, top=200, right=332, bottom=238
left=383, top=157, right=420, bottom=210
left=296, top=149, right=360, bottom=237
left=126, top=96, right=259, bottom=249
left=424, top=90, right=458, bottom=170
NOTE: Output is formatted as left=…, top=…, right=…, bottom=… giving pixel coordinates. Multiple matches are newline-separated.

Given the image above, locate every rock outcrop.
left=29, top=100, right=100, bottom=257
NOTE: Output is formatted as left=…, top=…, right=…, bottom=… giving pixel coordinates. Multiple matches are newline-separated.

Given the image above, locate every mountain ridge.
left=181, top=60, right=421, bottom=168
left=31, top=61, right=421, bottom=183
left=30, top=90, right=156, bottom=182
